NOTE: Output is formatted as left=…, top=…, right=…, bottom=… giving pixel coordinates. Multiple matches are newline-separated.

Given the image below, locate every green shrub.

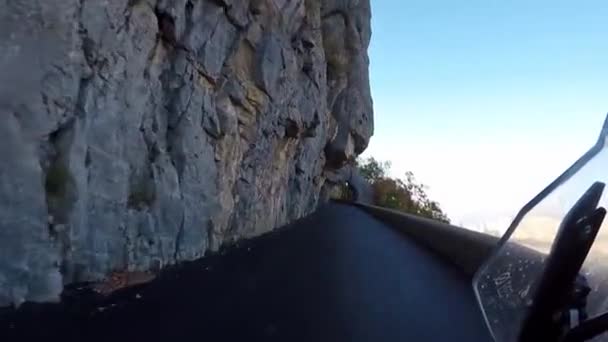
left=128, top=182, right=156, bottom=210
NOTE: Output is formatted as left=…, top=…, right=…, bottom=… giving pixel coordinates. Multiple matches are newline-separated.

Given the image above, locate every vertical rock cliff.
left=0, top=0, right=373, bottom=306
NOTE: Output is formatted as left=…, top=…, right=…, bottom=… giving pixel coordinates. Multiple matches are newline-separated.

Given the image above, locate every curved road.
left=2, top=203, right=492, bottom=341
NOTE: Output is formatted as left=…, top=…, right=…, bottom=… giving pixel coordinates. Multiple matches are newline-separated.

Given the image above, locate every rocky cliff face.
left=0, top=0, right=372, bottom=306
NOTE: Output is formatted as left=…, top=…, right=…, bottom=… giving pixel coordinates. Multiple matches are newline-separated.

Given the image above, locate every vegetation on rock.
left=339, top=157, right=450, bottom=223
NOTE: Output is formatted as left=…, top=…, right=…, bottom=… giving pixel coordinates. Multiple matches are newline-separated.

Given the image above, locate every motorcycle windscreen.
left=473, top=115, right=608, bottom=342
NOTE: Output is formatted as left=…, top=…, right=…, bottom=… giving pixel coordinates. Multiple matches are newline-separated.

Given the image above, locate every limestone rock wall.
left=0, top=0, right=372, bottom=306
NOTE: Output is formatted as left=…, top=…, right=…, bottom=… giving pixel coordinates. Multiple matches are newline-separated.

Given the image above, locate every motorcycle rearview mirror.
left=473, top=114, right=608, bottom=342
left=518, top=182, right=606, bottom=341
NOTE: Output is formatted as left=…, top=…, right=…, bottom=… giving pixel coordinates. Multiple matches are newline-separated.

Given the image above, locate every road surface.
left=1, top=203, right=492, bottom=341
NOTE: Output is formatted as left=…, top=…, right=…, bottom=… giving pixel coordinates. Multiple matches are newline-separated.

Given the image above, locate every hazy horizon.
left=364, top=0, right=608, bottom=230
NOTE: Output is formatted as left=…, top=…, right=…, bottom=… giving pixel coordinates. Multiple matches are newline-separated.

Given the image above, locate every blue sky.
left=363, top=0, right=608, bottom=229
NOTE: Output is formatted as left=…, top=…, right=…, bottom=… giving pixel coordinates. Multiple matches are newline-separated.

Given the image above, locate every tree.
left=358, top=158, right=390, bottom=181
left=356, top=157, right=450, bottom=223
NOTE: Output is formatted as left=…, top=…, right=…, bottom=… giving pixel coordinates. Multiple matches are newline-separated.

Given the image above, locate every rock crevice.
left=0, top=0, right=373, bottom=306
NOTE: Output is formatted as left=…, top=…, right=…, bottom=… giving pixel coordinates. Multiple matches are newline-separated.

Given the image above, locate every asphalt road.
left=1, top=203, right=492, bottom=341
